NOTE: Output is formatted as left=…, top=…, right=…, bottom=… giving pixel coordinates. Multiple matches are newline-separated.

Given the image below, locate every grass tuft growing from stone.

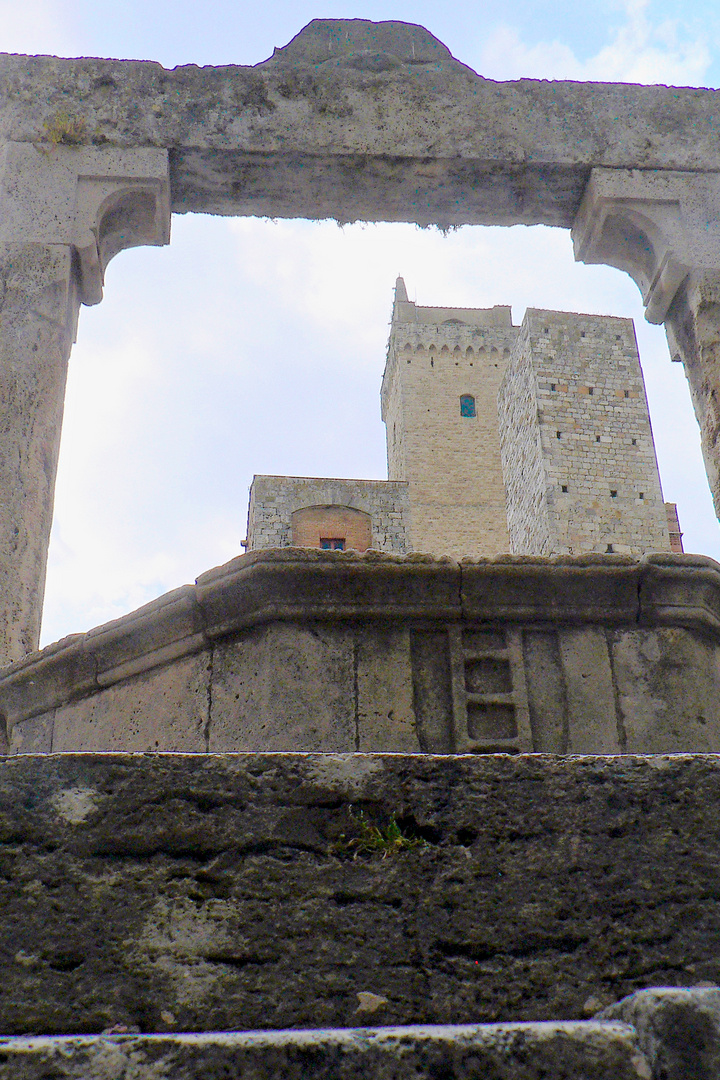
left=333, top=808, right=428, bottom=859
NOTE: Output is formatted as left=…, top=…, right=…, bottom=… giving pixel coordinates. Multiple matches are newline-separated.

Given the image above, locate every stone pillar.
left=572, top=168, right=720, bottom=522
left=0, top=143, right=170, bottom=664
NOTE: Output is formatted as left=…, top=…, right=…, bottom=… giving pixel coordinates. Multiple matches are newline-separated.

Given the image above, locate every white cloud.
left=479, top=0, right=711, bottom=86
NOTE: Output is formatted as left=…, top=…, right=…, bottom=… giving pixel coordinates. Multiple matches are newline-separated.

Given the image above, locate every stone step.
left=3, top=990, right=719, bottom=1078
left=2, top=752, right=720, bottom=1034
left=0, top=1021, right=649, bottom=1079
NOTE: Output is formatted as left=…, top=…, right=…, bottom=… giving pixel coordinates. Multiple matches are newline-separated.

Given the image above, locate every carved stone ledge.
left=0, top=142, right=170, bottom=305
left=572, top=167, right=720, bottom=324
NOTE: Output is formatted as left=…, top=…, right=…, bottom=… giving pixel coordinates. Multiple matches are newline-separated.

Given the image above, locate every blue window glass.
left=321, top=538, right=345, bottom=550
left=460, top=394, right=476, bottom=418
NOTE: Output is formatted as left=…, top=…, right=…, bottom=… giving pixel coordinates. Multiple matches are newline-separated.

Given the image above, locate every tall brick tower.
left=381, top=277, right=516, bottom=558
left=497, top=309, right=672, bottom=556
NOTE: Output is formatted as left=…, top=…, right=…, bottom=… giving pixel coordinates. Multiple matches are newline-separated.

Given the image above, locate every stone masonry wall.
left=495, top=316, right=553, bottom=556
left=246, top=475, right=409, bottom=553
left=498, top=309, right=672, bottom=556
left=382, top=290, right=516, bottom=558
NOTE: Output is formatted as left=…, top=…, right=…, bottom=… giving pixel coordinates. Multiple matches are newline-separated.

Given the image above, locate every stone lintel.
left=1, top=550, right=720, bottom=731
left=3, top=27, right=720, bottom=226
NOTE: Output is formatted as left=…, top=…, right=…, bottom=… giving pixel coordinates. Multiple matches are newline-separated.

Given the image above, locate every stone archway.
left=2, top=17, right=720, bottom=660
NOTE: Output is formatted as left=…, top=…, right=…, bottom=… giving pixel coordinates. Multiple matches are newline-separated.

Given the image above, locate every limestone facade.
left=381, top=280, right=514, bottom=558
left=498, top=309, right=671, bottom=556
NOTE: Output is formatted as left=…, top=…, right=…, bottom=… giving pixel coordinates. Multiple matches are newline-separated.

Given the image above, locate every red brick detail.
left=665, top=502, right=684, bottom=553
left=291, top=505, right=372, bottom=552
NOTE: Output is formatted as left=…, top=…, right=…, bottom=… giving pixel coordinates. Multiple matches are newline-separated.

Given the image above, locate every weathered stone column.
left=0, top=143, right=170, bottom=663
left=664, top=271, right=720, bottom=510
left=0, top=243, right=78, bottom=662
left=572, top=168, right=720, bottom=521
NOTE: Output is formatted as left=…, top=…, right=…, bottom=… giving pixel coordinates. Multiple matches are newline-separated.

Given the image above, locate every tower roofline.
left=391, top=280, right=514, bottom=328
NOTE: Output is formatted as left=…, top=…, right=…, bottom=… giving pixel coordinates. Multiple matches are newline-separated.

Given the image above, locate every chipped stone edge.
left=0, top=1019, right=643, bottom=1063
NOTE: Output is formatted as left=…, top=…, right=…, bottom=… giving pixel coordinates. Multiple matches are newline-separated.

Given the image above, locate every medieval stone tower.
left=498, top=309, right=672, bottom=556
left=381, top=277, right=514, bottom=559
left=381, top=277, right=674, bottom=558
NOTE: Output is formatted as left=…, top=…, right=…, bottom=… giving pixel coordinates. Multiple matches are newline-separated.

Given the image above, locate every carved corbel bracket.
left=572, top=168, right=720, bottom=324
left=0, top=142, right=170, bottom=306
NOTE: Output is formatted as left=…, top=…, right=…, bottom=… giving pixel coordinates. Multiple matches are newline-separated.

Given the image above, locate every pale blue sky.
left=2, top=0, right=719, bottom=644
left=11, top=0, right=720, bottom=82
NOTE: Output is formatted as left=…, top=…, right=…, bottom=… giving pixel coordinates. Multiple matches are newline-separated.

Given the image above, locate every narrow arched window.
left=460, top=394, right=476, bottom=418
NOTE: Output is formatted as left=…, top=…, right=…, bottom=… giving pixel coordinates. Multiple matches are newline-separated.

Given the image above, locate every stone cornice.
left=1, top=550, right=719, bottom=730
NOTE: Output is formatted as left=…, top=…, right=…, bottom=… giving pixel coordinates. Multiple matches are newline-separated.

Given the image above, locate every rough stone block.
left=641, top=554, right=720, bottom=633
left=51, top=655, right=209, bottom=752
left=461, top=556, right=642, bottom=625
left=0, top=634, right=95, bottom=727
left=208, top=625, right=356, bottom=751
left=559, top=626, right=619, bottom=753
left=610, top=627, right=720, bottom=752
left=601, top=987, right=720, bottom=1080
left=86, top=585, right=205, bottom=686
left=523, top=630, right=568, bottom=752
left=9, top=712, right=53, bottom=754
left=356, top=629, right=418, bottom=752
left=196, top=550, right=461, bottom=640
left=0, top=753, right=719, bottom=1035
left=409, top=630, right=454, bottom=752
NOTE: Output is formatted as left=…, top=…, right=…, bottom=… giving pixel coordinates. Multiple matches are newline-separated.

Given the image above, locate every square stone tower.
left=497, top=309, right=671, bottom=555
left=381, top=277, right=518, bottom=558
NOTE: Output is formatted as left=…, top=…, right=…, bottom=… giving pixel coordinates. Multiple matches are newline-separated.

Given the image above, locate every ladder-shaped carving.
left=449, top=626, right=533, bottom=753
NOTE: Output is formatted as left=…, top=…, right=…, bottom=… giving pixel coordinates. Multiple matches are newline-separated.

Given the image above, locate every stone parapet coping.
left=0, top=549, right=718, bottom=729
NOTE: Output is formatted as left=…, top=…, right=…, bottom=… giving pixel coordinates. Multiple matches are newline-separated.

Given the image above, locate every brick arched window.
left=460, top=394, right=476, bottom=418
left=291, top=505, right=372, bottom=552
